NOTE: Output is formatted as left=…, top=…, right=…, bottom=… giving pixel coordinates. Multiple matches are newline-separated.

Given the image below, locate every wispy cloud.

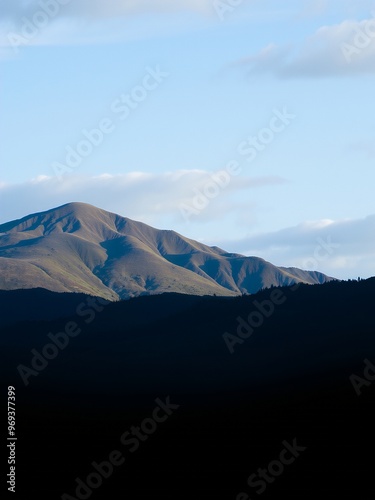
left=0, top=0, right=213, bottom=22
left=347, top=140, right=375, bottom=159
left=296, top=0, right=375, bottom=19
left=2, top=175, right=374, bottom=280
left=238, top=15, right=375, bottom=78
left=0, top=171, right=284, bottom=225
left=0, top=0, right=217, bottom=51
left=215, top=215, right=375, bottom=279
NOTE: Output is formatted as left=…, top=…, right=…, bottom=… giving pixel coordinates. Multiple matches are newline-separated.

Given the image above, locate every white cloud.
left=297, top=0, right=375, bottom=19
left=239, top=15, right=375, bottom=78
left=214, top=215, right=375, bottom=279
left=0, top=0, right=213, bottom=22
left=0, top=171, right=284, bottom=226
left=1, top=174, right=374, bottom=279
left=0, top=0, right=218, bottom=50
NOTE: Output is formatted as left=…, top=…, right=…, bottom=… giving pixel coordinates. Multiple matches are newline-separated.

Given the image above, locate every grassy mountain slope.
left=0, top=202, right=333, bottom=299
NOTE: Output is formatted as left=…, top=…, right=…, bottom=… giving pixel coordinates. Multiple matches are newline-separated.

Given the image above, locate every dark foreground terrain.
left=2, top=279, right=375, bottom=499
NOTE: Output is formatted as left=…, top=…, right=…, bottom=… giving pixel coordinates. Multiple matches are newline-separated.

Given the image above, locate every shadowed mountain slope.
left=0, top=202, right=333, bottom=300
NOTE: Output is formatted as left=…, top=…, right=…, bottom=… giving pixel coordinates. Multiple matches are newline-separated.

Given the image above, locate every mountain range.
left=0, top=202, right=333, bottom=300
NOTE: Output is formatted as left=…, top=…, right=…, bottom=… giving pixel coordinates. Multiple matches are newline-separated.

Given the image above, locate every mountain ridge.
left=0, top=202, right=334, bottom=300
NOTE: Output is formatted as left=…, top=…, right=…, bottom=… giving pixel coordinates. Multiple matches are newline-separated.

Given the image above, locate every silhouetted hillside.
left=0, top=288, right=107, bottom=326
left=1, top=278, right=374, bottom=499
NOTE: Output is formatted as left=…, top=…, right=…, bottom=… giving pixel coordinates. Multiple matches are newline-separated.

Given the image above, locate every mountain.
left=0, top=202, right=333, bottom=300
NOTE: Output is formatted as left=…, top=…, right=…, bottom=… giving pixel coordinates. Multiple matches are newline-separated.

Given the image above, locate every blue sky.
left=1, top=0, right=375, bottom=279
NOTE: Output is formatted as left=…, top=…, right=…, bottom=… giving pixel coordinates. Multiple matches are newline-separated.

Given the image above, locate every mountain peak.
left=0, top=202, right=125, bottom=240
left=0, top=203, right=334, bottom=300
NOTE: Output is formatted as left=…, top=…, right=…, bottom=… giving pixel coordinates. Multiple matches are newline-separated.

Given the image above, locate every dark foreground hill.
left=0, top=202, right=333, bottom=300
left=1, top=278, right=375, bottom=499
